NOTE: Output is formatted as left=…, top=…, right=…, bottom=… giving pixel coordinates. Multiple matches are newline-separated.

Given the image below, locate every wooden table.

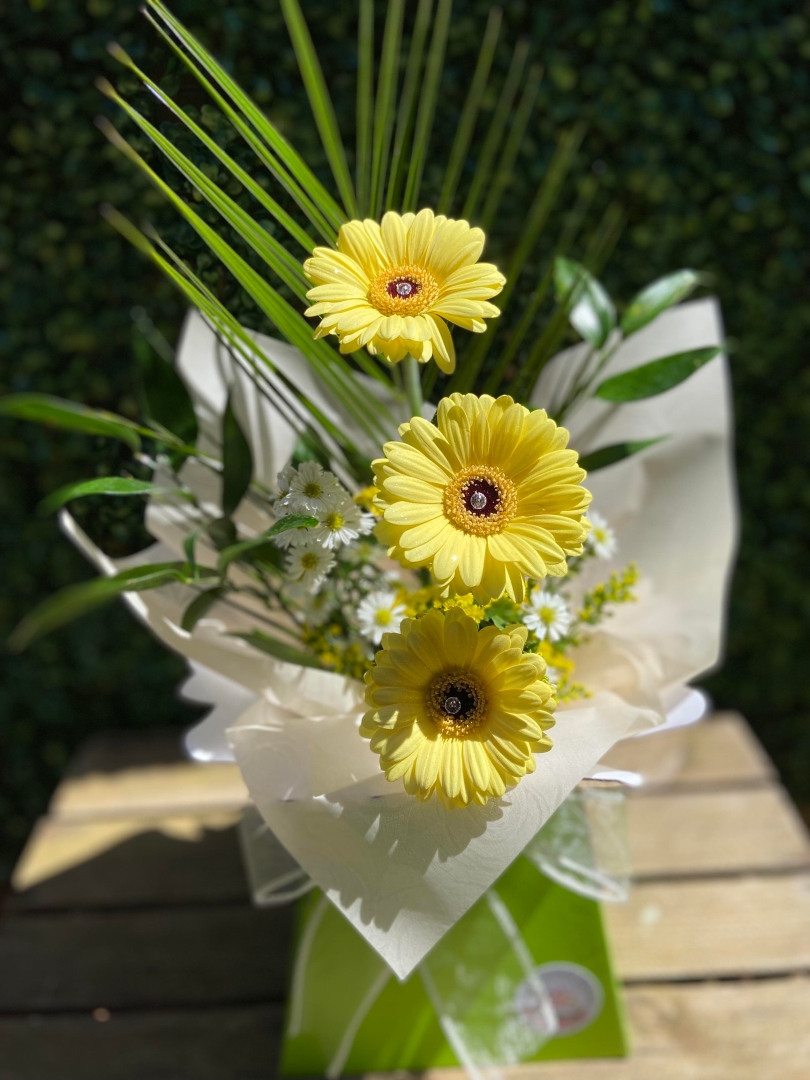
left=2, top=713, right=810, bottom=1079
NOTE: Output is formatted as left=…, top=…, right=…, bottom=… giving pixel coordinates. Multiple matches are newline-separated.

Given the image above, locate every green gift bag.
left=241, top=788, right=631, bottom=1075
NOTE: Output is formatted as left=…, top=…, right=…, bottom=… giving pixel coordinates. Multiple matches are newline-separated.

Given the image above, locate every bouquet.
left=2, top=0, right=737, bottom=1059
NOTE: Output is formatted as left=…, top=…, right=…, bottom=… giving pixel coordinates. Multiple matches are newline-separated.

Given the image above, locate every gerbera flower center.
left=427, top=671, right=488, bottom=738
left=367, top=263, right=439, bottom=318
left=442, top=465, right=518, bottom=537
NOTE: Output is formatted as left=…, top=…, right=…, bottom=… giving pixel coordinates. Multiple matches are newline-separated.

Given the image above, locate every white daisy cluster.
left=521, top=588, right=572, bottom=643
left=271, top=462, right=374, bottom=593
left=585, top=510, right=617, bottom=560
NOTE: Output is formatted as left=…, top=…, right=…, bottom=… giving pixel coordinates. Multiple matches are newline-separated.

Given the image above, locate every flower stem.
left=403, top=355, right=423, bottom=419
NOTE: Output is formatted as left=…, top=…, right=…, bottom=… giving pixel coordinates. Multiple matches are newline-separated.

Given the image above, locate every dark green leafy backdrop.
left=2, top=0, right=809, bottom=879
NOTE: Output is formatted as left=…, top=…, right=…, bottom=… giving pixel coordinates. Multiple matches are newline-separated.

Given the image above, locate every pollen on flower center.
left=304, top=482, right=323, bottom=498
left=325, top=512, right=344, bottom=530
left=300, top=552, right=319, bottom=570
left=427, top=671, right=488, bottom=738
left=367, top=263, right=439, bottom=318
left=443, top=465, right=518, bottom=537
left=375, top=609, right=392, bottom=626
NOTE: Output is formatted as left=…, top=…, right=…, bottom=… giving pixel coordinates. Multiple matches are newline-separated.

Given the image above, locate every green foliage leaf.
left=221, top=394, right=253, bottom=517
left=0, top=393, right=141, bottom=451
left=9, top=563, right=189, bottom=651
left=554, top=257, right=617, bottom=348
left=181, top=587, right=227, bottom=632
left=594, top=346, right=721, bottom=402
left=621, top=270, right=702, bottom=336
left=206, top=516, right=238, bottom=551
left=484, top=596, right=522, bottom=630
left=578, top=438, right=667, bottom=473
left=217, top=515, right=317, bottom=573
left=232, top=630, right=325, bottom=670
left=38, top=477, right=188, bottom=516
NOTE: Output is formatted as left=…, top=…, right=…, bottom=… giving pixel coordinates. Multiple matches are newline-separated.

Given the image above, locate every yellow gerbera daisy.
left=373, top=393, right=592, bottom=603
left=303, top=209, right=505, bottom=372
left=361, top=608, right=555, bottom=807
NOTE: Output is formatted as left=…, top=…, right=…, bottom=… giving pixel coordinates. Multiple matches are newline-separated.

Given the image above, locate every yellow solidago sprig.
left=303, top=210, right=505, bottom=372
left=361, top=608, right=555, bottom=808
left=373, top=394, right=592, bottom=603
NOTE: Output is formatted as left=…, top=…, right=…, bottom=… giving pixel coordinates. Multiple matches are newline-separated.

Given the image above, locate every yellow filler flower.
left=303, top=210, right=505, bottom=372
left=361, top=608, right=555, bottom=807
left=373, top=394, right=591, bottom=602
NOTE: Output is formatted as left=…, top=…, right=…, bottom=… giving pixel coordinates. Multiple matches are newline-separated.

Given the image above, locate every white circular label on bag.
left=515, top=962, right=604, bottom=1036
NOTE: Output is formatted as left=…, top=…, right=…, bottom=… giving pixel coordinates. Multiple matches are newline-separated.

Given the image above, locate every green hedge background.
left=2, top=0, right=809, bottom=880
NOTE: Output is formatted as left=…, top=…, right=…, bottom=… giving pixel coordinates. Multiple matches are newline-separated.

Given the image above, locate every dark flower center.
left=463, top=477, right=501, bottom=517
left=386, top=276, right=421, bottom=299
left=441, top=683, right=479, bottom=720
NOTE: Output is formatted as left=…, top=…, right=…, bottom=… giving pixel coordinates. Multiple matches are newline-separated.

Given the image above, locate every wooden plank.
left=626, top=786, right=810, bottom=878
left=0, top=1005, right=285, bottom=1080
left=602, top=712, right=776, bottom=790
left=9, top=819, right=248, bottom=910
left=605, top=874, right=810, bottom=981
left=0, top=905, right=294, bottom=1011
left=50, top=762, right=249, bottom=822
left=419, top=976, right=810, bottom=1080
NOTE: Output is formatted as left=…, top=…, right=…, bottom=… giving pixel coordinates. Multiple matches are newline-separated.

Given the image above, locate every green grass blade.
left=0, top=393, right=142, bottom=450
left=98, top=128, right=391, bottom=443
left=356, top=0, right=374, bottom=217
left=39, top=478, right=188, bottom=516
left=462, top=38, right=529, bottom=221
left=517, top=202, right=624, bottom=403
left=145, top=0, right=345, bottom=234
left=450, top=122, right=586, bottom=395
left=496, top=178, right=598, bottom=396
left=96, top=93, right=309, bottom=301
left=383, top=0, right=432, bottom=214
left=370, top=0, right=406, bottom=219
left=139, top=221, right=389, bottom=458
left=280, top=0, right=357, bottom=217
left=401, top=0, right=453, bottom=213
left=479, top=62, right=543, bottom=231
left=436, top=5, right=502, bottom=215
left=107, top=44, right=315, bottom=255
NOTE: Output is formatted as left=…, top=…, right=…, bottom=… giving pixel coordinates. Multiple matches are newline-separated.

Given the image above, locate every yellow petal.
left=406, top=208, right=437, bottom=265
left=381, top=211, right=408, bottom=264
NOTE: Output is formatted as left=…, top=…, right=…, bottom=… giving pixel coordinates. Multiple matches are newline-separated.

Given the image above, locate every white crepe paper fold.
left=62, top=298, right=736, bottom=978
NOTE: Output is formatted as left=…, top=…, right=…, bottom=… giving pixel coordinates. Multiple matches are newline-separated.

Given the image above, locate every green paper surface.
left=281, top=856, right=629, bottom=1073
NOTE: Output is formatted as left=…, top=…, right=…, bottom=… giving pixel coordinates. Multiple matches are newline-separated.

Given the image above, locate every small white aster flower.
left=299, top=586, right=336, bottom=627
left=585, top=510, right=617, bottom=560
left=284, top=541, right=335, bottom=592
left=280, top=462, right=345, bottom=515
left=312, top=493, right=374, bottom=550
left=522, top=589, right=572, bottom=643
left=356, top=589, right=407, bottom=645
left=276, top=464, right=297, bottom=499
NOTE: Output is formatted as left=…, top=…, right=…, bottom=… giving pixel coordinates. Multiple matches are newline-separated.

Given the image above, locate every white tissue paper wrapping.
left=62, top=297, right=736, bottom=979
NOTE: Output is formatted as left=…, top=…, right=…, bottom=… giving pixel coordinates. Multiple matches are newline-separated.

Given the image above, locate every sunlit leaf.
left=554, top=257, right=616, bottom=349
left=217, top=514, right=317, bottom=573
left=621, top=270, right=703, bottom=337
left=594, top=346, right=721, bottom=402
left=39, top=477, right=190, bottom=516
left=9, top=563, right=192, bottom=651
left=0, top=393, right=141, bottom=451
